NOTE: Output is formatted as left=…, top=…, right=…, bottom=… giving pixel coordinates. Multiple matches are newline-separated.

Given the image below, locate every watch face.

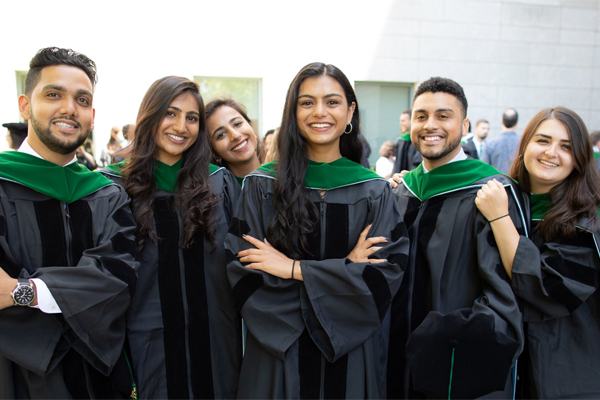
left=14, top=285, right=35, bottom=305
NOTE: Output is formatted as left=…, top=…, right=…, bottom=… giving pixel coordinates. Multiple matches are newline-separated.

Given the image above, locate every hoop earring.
left=344, top=123, right=353, bottom=134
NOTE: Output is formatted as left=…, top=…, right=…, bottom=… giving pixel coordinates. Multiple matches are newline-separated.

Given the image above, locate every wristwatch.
left=10, top=278, right=35, bottom=306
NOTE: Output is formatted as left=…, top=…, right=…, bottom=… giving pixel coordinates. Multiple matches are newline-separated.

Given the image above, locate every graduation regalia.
left=389, top=159, right=528, bottom=399
left=393, top=133, right=422, bottom=173
left=101, top=160, right=242, bottom=399
left=226, top=158, right=409, bottom=399
left=511, top=193, right=600, bottom=398
left=0, top=151, right=138, bottom=399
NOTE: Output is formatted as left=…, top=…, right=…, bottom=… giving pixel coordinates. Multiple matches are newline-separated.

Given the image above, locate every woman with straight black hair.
left=475, top=107, right=600, bottom=398
left=101, top=76, right=241, bottom=399
left=225, top=62, right=408, bottom=398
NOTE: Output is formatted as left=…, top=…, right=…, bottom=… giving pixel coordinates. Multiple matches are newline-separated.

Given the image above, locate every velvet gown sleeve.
left=0, top=184, right=138, bottom=377
left=300, top=184, right=408, bottom=362
left=226, top=175, right=408, bottom=362
left=511, top=226, right=600, bottom=321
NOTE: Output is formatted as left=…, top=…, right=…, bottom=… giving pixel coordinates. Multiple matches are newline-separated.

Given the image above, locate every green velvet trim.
left=400, top=132, right=411, bottom=142
left=106, top=161, right=219, bottom=191
left=154, top=159, right=183, bottom=193
left=0, top=151, right=112, bottom=203
left=257, top=157, right=384, bottom=189
left=530, top=193, right=552, bottom=220
left=235, top=175, right=244, bottom=186
left=402, top=159, right=504, bottom=201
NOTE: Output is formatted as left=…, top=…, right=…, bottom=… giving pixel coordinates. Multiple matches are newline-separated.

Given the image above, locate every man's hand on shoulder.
left=389, top=170, right=409, bottom=188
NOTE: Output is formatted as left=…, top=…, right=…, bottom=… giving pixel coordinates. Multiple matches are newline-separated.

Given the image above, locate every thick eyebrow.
left=413, top=107, right=455, bottom=114
left=41, top=84, right=92, bottom=98
left=534, top=133, right=571, bottom=142
left=168, top=105, right=200, bottom=116
left=298, top=93, right=344, bottom=100
left=211, top=116, right=241, bottom=137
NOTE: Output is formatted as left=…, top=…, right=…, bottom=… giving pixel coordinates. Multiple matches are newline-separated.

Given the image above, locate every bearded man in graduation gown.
left=387, top=77, right=528, bottom=399
left=0, top=47, right=138, bottom=399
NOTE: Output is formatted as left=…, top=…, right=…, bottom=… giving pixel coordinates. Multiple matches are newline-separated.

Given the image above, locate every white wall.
left=1, top=0, right=598, bottom=154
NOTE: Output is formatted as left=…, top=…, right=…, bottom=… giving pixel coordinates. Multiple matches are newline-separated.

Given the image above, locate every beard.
left=414, top=128, right=463, bottom=161
left=30, top=109, right=89, bottom=155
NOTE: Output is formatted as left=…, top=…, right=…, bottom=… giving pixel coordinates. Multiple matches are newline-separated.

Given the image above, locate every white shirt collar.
left=422, top=147, right=467, bottom=173
left=19, top=138, right=78, bottom=166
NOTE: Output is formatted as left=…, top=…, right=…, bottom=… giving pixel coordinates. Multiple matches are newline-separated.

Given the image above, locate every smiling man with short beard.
left=387, top=77, right=529, bottom=399
left=0, top=47, right=138, bottom=399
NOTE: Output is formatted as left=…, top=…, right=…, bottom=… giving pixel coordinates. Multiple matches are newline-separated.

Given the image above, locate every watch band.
left=10, top=278, right=35, bottom=306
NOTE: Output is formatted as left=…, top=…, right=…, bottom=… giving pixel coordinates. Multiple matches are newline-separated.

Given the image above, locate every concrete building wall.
left=0, top=0, right=598, bottom=157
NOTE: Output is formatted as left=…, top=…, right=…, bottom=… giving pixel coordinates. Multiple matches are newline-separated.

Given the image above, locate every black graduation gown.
left=226, top=169, right=409, bottom=399
left=511, top=219, right=600, bottom=398
left=389, top=172, right=528, bottom=399
left=101, top=167, right=242, bottom=399
left=0, top=179, right=138, bottom=399
left=393, top=138, right=422, bottom=173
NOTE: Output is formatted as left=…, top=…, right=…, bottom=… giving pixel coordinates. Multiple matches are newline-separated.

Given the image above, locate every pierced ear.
left=18, top=95, right=31, bottom=120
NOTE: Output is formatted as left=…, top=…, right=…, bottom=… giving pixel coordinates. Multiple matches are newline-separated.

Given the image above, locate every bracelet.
left=291, top=260, right=296, bottom=280
left=489, top=214, right=509, bottom=223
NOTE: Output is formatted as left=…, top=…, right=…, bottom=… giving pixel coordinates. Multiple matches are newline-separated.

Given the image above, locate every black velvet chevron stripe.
left=183, top=233, right=215, bottom=399
left=546, top=253, right=600, bottom=288
left=111, top=232, right=138, bottom=258
left=299, top=328, right=322, bottom=399
left=34, top=199, right=68, bottom=267
left=100, top=256, right=137, bottom=297
left=232, top=272, right=264, bottom=312
left=154, top=198, right=189, bottom=399
left=363, top=264, right=393, bottom=322
left=542, top=273, right=583, bottom=313
left=228, top=217, right=251, bottom=238
left=67, top=200, right=93, bottom=263
left=391, top=220, right=409, bottom=242
left=0, top=215, right=5, bottom=236
left=112, top=207, right=137, bottom=228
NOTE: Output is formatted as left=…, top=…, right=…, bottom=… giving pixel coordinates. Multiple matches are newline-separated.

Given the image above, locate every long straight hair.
left=268, top=62, right=363, bottom=259
left=123, top=76, right=218, bottom=250
left=510, top=107, right=600, bottom=240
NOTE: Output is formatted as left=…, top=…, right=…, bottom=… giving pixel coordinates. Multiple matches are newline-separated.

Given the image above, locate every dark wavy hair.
left=123, top=76, right=218, bottom=250
left=268, top=62, right=362, bottom=259
left=25, top=47, right=97, bottom=95
left=510, top=107, right=600, bottom=240
left=204, top=97, right=264, bottom=165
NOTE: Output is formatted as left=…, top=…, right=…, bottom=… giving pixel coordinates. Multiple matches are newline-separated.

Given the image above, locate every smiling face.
left=206, top=105, right=259, bottom=174
left=524, top=118, right=574, bottom=194
left=296, top=74, right=355, bottom=162
left=18, top=65, right=95, bottom=163
left=155, top=92, right=200, bottom=165
left=411, top=91, right=469, bottom=170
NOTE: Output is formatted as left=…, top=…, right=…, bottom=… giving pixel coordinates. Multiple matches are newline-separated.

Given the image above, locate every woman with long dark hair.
left=475, top=107, right=600, bottom=398
left=205, top=98, right=263, bottom=185
left=101, top=76, right=241, bottom=399
left=225, top=62, right=408, bottom=398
